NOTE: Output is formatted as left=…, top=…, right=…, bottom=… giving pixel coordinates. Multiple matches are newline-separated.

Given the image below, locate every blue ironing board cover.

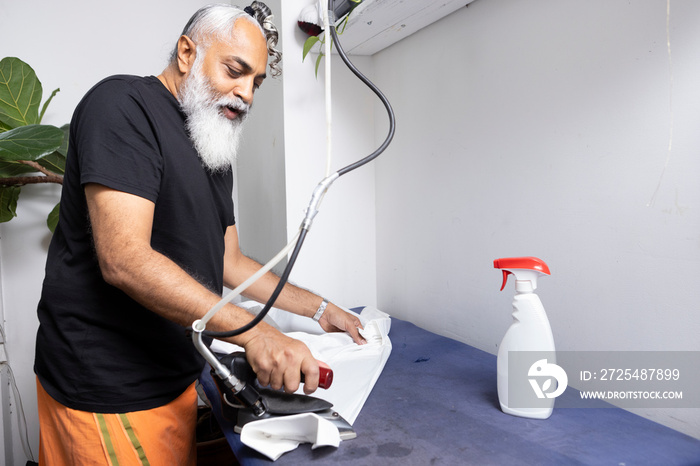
left=198, top=311, right=700, bottom=465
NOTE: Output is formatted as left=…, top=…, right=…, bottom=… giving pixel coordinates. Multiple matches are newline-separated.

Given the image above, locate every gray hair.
left=170, top=2, right=282, bottom=77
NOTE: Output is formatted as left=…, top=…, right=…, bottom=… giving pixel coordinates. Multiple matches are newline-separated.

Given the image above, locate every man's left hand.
left=317, top=304, right=367, bottom=345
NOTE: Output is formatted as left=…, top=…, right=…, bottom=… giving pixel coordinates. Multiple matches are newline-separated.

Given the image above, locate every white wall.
left=0, top=1, right=214, bottom=463
left=261, top=0, right=378, bottom=307
left=373, top=0, right=700, bottom=439
left=279, top=48, right=378, bottom=308
left=234, top=0, right=289, bottom=274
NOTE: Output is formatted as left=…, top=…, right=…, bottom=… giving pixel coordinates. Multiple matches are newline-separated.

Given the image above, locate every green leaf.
left=338, top=15, right=350, bottom=34
left=0, top=185, right=20, bottom=222
left=0, top=57, right=43, bottom=129
left=39, top=88, right=60, bottom=123
left=38, top=124, right=68, bottom=174
left=47, top=202, right=60, bottom=232
left=315, top=53, right=324, bottom=78
left=55, top=123, right=69, bottom=156
left=0, top=124, right=64, bottom=162
left=37, top=151, right=66, bottom=175
left=0, top=160, right=35, bottom=177
left=302, top=36, right=320, bottom=61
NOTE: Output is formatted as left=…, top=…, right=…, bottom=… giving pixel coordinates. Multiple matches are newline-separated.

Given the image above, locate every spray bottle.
left=494, top=256, right=557, bottom=419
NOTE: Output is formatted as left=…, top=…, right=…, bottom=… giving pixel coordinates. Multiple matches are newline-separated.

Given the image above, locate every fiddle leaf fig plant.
left=0, top=57, right=67, bottom=232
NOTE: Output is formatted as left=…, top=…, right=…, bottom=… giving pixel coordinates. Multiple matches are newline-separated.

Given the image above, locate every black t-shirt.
left=34, top=75, right=235, bottom=413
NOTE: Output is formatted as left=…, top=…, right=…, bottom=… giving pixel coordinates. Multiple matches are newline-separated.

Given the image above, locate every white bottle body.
left=496, top=291, right=556, bottom=419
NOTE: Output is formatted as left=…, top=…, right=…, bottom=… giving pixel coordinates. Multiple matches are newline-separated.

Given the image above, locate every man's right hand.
left=239, top=325, right=320, bottom=395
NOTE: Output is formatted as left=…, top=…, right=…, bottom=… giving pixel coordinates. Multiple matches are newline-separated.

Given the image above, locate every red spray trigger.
left=500, top=270, right=513, bottom=291
left=494, top=257, right=551, bottom=292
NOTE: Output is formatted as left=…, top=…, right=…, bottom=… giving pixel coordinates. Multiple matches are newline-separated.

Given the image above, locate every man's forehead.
left=206, top=18, right=267, bottom=64
left=217, top=18, right=265, bottom=49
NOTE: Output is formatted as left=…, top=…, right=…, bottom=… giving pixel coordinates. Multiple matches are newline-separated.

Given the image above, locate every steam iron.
left=210, top=351, right=356, bottom=440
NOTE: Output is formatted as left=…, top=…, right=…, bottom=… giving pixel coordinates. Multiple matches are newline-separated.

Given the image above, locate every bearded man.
left=33, top=3, right=364, bottom=464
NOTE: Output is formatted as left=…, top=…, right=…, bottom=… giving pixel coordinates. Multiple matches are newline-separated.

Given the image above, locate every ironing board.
left=198, top=311, right=700, bottom=465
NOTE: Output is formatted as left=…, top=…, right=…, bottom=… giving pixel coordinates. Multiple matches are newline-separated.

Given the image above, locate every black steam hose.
left=203, top=4, right=395, bottom=339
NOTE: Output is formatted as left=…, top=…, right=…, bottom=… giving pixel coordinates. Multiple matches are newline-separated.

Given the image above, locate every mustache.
left=216, top=96, right=250, bottom=119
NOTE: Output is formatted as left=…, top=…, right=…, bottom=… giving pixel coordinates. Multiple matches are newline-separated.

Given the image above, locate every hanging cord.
left=330, top=13, right=395, bottom=177
left=194, top=1, right=396, bottom=341
left=0, top=324, right=35, bottom=463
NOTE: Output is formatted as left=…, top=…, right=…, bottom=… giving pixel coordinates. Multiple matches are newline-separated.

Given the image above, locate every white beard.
left=178, top=55, right=250, bottom=173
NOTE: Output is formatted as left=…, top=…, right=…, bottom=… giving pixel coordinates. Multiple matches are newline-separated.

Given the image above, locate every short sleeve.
left=72, top=77, right=163, bottom=202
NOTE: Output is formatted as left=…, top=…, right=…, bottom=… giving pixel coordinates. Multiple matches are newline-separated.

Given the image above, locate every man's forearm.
left=227, top=253, right=325, bottom=319
left=221, top=225, right=365, bottom=344
left=95, top=238, right=269, bottom=348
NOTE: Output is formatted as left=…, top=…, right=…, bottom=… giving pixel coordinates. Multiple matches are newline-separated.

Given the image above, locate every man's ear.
left=176, top=35, right=197, bottom=74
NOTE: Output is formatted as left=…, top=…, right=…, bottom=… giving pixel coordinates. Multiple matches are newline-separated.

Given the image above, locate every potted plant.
left=0, top=56, right=67, bottom=232
left=300, top=0, right=362, bottom=76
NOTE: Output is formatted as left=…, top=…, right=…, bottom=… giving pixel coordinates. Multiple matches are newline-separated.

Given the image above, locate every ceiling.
left=337, top=0, right=477, bottom=56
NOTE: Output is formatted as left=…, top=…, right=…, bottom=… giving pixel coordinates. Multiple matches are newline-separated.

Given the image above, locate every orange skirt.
left=36, top=377, right=197, bottom=466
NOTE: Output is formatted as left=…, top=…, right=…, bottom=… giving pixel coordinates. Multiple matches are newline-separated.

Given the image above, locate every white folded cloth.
left=209, top=304, right=392, bottom=460
left=239, top=412, right=340, bottom=461
left=284, top=306, right=392, bottom=424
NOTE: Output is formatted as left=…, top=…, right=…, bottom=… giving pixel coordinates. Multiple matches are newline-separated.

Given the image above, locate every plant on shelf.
left=300, top=0, right=362, bottom=77
left=0, top=56, right=67, bottom=232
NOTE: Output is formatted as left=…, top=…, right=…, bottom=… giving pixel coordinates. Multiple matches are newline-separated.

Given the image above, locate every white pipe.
left=323, top=0, right=332, bottom=177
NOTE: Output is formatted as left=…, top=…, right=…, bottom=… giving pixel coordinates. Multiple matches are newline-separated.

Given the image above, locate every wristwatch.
left=312, top=299, right=329, bottom=322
